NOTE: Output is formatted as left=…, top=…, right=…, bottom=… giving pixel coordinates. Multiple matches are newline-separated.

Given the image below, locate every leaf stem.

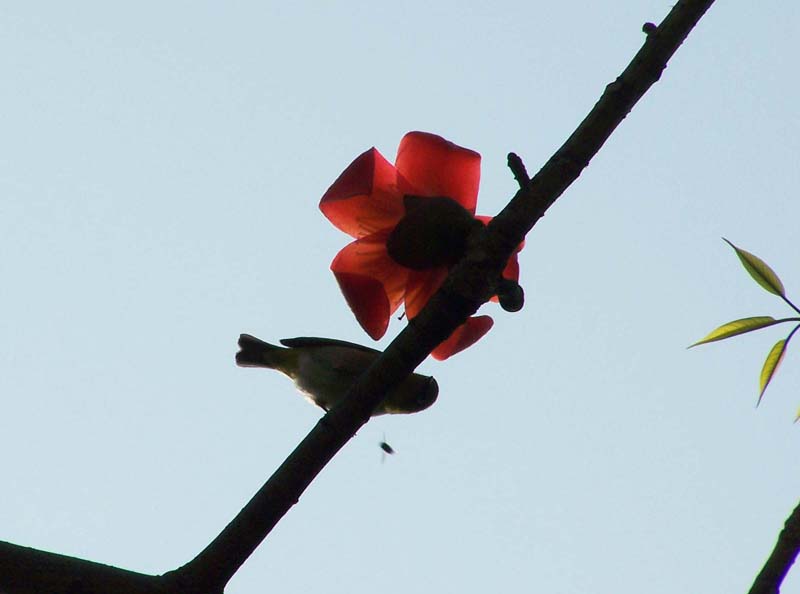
left=781, top=295, right=800, bottom=316
left=776, top=317, right=800, bottom=325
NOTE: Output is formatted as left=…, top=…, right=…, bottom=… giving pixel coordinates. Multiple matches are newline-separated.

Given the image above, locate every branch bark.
left=749, top=499, right=800, bottom=594
left=0, top=1, right=715, bottom=592
left=0, top=541, right=165, bottom=594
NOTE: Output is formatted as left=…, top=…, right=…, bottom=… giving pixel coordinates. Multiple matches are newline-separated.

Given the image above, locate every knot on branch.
left=497, top=278, right=525, bottom=312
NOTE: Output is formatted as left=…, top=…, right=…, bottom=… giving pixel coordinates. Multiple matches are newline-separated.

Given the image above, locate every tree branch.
left=489, top=0, right=715, bottom=254
left=170, top=0, right=716, bottom=590
left=749, top=500, right=800, bottom=594
left=0, top=540, right=165, bottom=594
left=0, top=1, right=716, bottom=592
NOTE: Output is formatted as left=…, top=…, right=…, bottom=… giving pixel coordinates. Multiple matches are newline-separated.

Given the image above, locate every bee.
left=379, top=435, right=395, bottom=462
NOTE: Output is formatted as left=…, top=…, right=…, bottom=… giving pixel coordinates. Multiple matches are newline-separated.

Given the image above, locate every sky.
left=1, top=2, right=799, bottom=593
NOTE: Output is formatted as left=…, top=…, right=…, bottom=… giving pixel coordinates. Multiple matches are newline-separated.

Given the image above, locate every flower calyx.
left=385, top=195, right=483, bottom=271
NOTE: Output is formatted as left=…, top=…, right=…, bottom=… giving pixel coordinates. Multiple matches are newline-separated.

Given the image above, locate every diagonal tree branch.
left=748, top=499, right=800, bottom=594
left=169, top=0, right=716, bottom=591
left=0, top=1, right=715, bottom=592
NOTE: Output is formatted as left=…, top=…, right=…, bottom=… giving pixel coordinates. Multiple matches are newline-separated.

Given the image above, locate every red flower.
left=320, top=131, right=522, bottom=360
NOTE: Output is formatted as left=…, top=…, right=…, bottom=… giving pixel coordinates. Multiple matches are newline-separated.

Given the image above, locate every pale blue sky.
left=2, top=2, right=799, bottom=593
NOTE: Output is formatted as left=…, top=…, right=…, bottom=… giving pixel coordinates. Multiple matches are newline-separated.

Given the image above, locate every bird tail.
left=236, top=334, right=286, bottom=369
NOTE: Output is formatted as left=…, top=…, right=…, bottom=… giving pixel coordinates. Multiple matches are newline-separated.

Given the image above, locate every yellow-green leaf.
left=758, top=339, right=788, bottom=405
left=724, top=238, right=785, bottom=297
left=689, top=316, right=778, bottom=347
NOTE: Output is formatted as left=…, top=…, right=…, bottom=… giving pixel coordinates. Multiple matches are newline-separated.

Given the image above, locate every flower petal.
left=431, top=316, right=494, bottom=360
left=320, top=148, right=406, bottom=238
left=395, top=132, right=481, bottom=214
left=330, top=232, right=408, bottom=339
left=333, top=273, right=389, bottom=340
left=404, top=268, right=448, bottom=320
left=502, top=254, right=520, bottom=281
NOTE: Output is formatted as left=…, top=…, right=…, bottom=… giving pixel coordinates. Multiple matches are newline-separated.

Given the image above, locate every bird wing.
left=279, top=337, right=382, bottom=354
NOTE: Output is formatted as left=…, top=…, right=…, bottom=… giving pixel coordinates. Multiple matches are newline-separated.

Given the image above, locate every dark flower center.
left=385, top=195, right=482, bottom=270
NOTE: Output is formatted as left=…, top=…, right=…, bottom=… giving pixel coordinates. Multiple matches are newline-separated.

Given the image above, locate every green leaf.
left=758, top=338, right=788, bottom=405
left=724, top=238, right=785, bottom=297
left=689, top=316, right=779, bottom=347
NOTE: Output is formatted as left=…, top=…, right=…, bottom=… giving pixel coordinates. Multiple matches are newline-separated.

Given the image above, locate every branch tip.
left=507, top=152, right=531, bottom=190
